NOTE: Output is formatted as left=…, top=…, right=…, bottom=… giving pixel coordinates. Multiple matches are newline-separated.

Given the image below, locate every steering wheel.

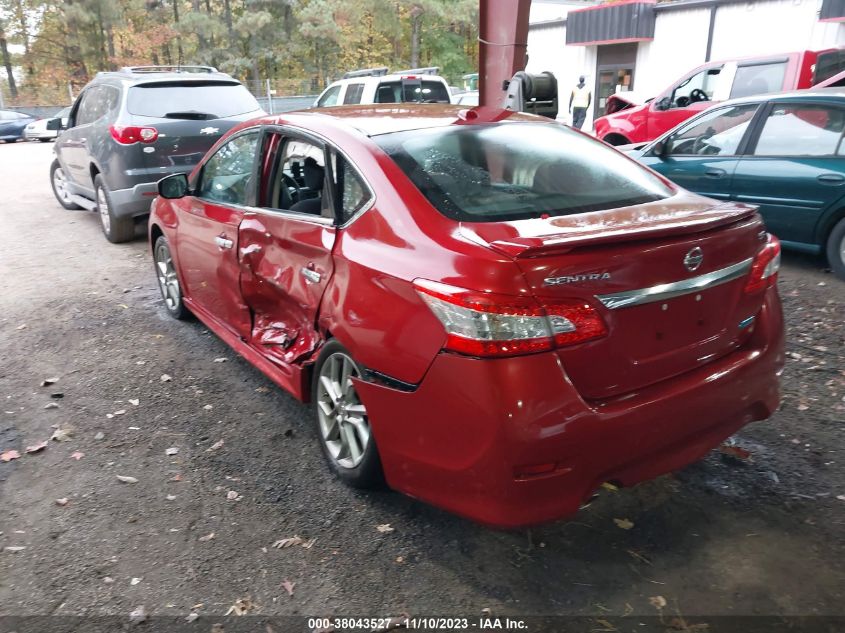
left=689, top=88, right=709, bottom=103
left=281, top=173, right=301, bottom=208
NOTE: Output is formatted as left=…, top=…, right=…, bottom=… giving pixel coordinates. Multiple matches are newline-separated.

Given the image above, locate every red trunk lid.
left=463, top=193, right=770, bottom=400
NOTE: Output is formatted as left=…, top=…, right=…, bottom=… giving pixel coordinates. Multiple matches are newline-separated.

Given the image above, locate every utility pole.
left=478, top=0, right=531, bottom=108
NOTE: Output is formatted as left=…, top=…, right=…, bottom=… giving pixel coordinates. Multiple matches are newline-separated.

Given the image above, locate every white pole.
left=266, top=78, right=273, bottom=115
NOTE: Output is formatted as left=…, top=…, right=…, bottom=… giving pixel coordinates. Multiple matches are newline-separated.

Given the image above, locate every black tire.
left=94, top=174, right=134, bottom=243
left=50, top=159, right=82, bottom=210
left=153, top=235, right=189, bottom=320
left=312, top=340, right=384, bottom=489
left=38, top=138, right=52, bottom=143
left=826, top=217, right=845, bottom=280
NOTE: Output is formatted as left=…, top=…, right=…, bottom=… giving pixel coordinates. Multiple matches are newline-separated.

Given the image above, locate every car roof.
left=716, top=87, right=845, bottom=107
left=262, top=104, right=542, bottom=137
left=92, top=71, right=240, bottom=88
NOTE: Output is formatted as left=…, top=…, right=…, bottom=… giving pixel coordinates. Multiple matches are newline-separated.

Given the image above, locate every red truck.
left=594, top=48, right=845, bottom=146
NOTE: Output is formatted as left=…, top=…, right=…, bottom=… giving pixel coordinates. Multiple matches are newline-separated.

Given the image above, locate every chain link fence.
left=242, top=78, right=320, bottom=114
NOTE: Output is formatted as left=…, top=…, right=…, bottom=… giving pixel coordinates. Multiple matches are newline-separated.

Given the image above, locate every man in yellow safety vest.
left=569, top=76, right=591, bottom=130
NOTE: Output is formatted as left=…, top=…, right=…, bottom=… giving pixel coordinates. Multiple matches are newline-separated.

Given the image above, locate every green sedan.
left=627, top=89, right=845, bottom=280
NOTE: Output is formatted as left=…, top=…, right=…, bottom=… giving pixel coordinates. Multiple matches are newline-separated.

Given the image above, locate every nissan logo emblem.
left=684, top=247, right=704, bottom=272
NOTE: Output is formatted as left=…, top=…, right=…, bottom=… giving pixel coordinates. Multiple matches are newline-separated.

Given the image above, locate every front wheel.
left=50, top=159, right=81, bottom=210
left=95, top=174, right=134, bottom=243
left=826, top=218, right=845, bottom=280
left=313, top=341, right=384, bottom=488
left=153, top=235, right=189, bottom=320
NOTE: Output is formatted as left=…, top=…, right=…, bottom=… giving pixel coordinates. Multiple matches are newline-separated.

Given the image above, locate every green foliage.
left=0, top=0, right=479, bottom=104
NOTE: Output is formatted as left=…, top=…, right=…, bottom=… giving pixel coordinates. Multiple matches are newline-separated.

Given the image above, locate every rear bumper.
left=356, top=287, right=784, bottom=528
left=108, top=182, right=158, bottom=219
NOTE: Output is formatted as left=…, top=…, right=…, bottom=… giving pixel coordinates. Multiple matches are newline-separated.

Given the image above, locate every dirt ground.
left=1, top=141, right=844, bottom=631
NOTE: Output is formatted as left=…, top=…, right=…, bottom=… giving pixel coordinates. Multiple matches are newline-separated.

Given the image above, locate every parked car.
left=0, top=110, right=36, bottom=142
left=25, top=107, right=71, bottom=142
left=625, top=89, right=845, bottom=280
left=48, top=65, right=263, bottom=243
left=149, top=104, right=785, bottom=527
left=595, top=48, right=844, bottom=146
left=313, top=67, right=452, bottom=107
left=453, top=90, right=479, bottom=106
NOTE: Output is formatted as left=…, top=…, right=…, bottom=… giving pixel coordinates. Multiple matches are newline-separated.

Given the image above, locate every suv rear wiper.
left=164, top=111, right=218, bottom=120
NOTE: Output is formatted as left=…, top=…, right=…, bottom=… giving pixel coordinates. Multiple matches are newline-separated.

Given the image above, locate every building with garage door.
left=527, top=0, right=845, bottom=131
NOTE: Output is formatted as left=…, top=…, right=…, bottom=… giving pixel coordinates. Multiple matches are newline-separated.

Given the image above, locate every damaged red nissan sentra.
left=149, top=105, right=785, bottom=528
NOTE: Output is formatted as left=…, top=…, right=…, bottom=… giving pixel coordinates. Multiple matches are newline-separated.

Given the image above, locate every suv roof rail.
left=342, top=67, right=389, bottom=79
left=119, top=65, right=219, bottom=74
left=394, top=66, right=440, bottom=76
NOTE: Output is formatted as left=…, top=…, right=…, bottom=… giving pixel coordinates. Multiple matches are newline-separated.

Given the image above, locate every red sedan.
left=149, top=105, right=785, bottom=527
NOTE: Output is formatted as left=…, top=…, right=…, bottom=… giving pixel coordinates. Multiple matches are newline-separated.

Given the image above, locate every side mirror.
left=652, top=138, right=673, bottom=159
left=653, top=97, right=671, bottom=112
left=46, top=117, right=63, bottom=131
left=157, top=173, right=189, bottom=199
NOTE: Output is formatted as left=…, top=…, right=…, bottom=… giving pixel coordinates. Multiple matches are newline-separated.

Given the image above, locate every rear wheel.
left=603, top=133, right=630, bottom=146
left=826, top=218, right=845, bottom=280
left=50, top=160, right=81, bottom=210
left=313, top=340, right=383, bottom=488
left=38, top=138, right=52, bottom=143
left=95, top=174, right=134, bottom=243
left=153, top=235, right=188, bottom=319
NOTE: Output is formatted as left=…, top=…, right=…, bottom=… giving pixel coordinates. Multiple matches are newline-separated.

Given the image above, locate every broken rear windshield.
left=374, top=122, right=673, bottom=222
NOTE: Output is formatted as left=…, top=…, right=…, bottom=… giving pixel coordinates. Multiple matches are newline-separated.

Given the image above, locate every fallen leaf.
left=614, top=518, right=634, bottom=530
left=160, top=374, right=172, bottom=382
left=376, top=524, right=395, bottom=533
left=255, top=386, right=269, bottom=393
left=70, top=451, right=84, bottom=460
left=594, top=619, right=617, bottom=632
left=130, top=577, right=141, bottom=586
left=225, top=597, right=254, bottom=616
left=129, top=399, right=140, bottom=406
left=170, top=474, right=182, bottom=482
left=16, top=323, right=26, bottom=330
left=649, top=595, right=667, bottom=610
left=41, top=377, right=59, bottom=386
left=718, top=443, right=752, bottom=462
left=166, top=494, right=177, bottom=501
left=281, top=579, right=295, bottom=596
left=165, top=447, right=179, bottom=456
left=117, top=475, right=139, bottom=484
left=837, top=495, right=845, bottom=501
left=25, top=441, right=48, bottom=454
left=55, top=498, right=69, bottom=506
left=94, top=432, right=105, bottom=441
left=50, top=392, right=63, bottom=399
left=203, top=404, right=213, bottom=411
left=4, top=546, right=26, bottom=552
left=272, top=536, right=304, bottom=548
left=198, top=532, right=215, bottom=542
left=226, top=490, right=240, bottom=500
left=51, top=427, right=73, bottom=442
left=213, top=357, right=228, bottom=363
left=44, top=402, right=59, bottom=410
left=1, top=450, right=21, bottom=462
left=207, top=439, right=224, bottom=452
left=601, top=482, right=619, bottom=492
left=185, top=613, right=199, bottom=623
left=113, top=409, right=126, bottom=416
left=129, top=605, right=147, bottom=625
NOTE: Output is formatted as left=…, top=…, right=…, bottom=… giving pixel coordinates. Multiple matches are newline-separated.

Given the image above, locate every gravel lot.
left=1, top=141, right=844, bottom=630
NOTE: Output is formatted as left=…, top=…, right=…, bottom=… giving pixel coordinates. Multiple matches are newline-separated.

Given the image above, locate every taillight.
left=413, top=279, right=607, bottom=358
left=109, top=125, right=158, bottom=145
left=744, top=234, right=781, bottom=294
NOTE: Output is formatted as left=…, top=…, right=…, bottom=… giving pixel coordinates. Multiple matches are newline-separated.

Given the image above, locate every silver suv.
left=49, top=66, right=264, bottom=242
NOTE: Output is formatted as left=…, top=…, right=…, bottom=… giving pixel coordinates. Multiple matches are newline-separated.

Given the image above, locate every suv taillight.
left=413, top=279, right=607, bottom=358
left=744, top=234, right=781, bottom=294
left=109, top=125, right=158, bottom=145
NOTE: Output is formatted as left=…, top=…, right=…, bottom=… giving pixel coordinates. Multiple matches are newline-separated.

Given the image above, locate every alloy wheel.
left=316, top=352, right=370, bottom=469
left=53, top=167, right=71, bottom=204
left=154, top=241, right=181, bottom=311
left=96, top=186, right=111, bottom=234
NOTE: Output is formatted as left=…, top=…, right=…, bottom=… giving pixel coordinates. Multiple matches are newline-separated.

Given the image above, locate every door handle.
left=301, top=268, right=321, bottom=284
left=817, top=173, right=845, bottom=184
left=214, top=235, right=234, bottom=249
left=704, top=168, right=726, bottom=179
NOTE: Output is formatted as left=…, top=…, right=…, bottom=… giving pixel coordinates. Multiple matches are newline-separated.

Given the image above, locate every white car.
left=453, top=91, right=479, bottom=106
left=25, top=107, right=71, bottom=142
left=314, top=67, right=452, bottom=107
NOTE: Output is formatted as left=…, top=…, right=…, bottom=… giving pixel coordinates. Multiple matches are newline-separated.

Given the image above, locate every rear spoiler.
left=481, top=203, right=759, bottom=259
